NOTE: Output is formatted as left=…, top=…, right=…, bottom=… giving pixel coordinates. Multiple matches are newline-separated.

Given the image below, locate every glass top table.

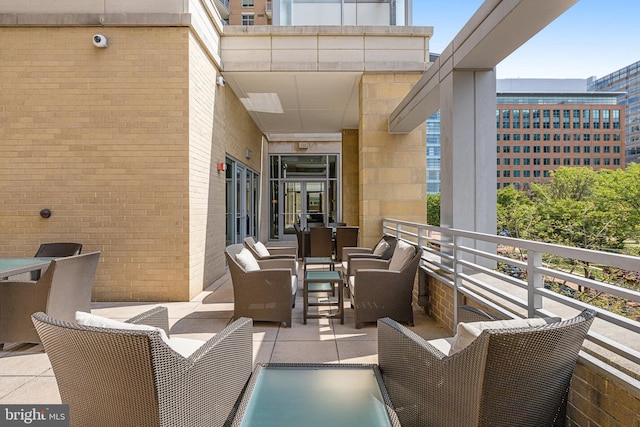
left=303, top=270, right=343, bottom=324
left=0, top=257, right=55, bottom=278
left=303, top=256, right=335, bottom=272
left=232, top=364, right=401, bottom=427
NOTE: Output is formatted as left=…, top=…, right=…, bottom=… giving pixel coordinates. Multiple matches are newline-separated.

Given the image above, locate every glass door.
left=270, top=154, right=339, bottom=240
left=280, top=181, right=326, bottom=237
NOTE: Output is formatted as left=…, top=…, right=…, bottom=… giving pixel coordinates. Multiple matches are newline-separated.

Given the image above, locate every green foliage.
left=496, top=165, right=640, bottom=319
left=523, top=166, right=639, bottom=250
left=426, top=193, right=440, bottom=226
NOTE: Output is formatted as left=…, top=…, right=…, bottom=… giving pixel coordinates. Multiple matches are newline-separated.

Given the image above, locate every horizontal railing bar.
left=538, top=266, right=640, bottom=302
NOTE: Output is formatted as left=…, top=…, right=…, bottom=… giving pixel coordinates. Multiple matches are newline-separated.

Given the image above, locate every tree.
left=426, top=193, right=440, bottom=226
left=496, top=185, right=536, bottom=240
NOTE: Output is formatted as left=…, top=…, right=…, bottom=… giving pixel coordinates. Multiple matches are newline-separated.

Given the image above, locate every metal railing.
left=383, top=218, right=640, bottom=383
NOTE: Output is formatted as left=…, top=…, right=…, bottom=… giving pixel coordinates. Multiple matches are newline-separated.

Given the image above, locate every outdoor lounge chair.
left=0, top=252, right=100, bottom=348
left=377, top=308, right=596, bottom=427
left=341, top=235, right=396, bottom=277
left=225, top=243, right=297, bottom=327
left=309, top=226, right=333, bottom=257
left=242, top=237, right=299, bottom=275
left=333, top=226, right=359, bottom=262
left=243, top=236, right=297, bottom=260
left=348, top=240, right=421, bottom=328
left=31, top=242, right=83, bottom=280
left=32, top=307, right=253, bottom=427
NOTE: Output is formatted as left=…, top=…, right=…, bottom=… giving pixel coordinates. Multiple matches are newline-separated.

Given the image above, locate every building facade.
left=496, top=91, right=626, bottom=190
left=0, top=0, right=429, bottom=302
left=228, top=0, right=411, bottom=26
left=589, top=60, right=640, bottom=165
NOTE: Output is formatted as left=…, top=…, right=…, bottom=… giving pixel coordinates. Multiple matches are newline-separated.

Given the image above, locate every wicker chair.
left=225, top=244, right=297, bottom=327
left=32, top=307, right=252, bottom=427
left=347, top=241, right=421, bottom=328
left=31, top=242, right=83, bottom=280
left=309, top=226, right=333, bottom=257
left=333, top=226, right=359, bottom=262
left=242, top=237, right=298, bottom=275
left=378, top=309, right=596, bottom=427
left=341, top=235, right=396, bottom=277
left=0, top=252, right=100, bottom=348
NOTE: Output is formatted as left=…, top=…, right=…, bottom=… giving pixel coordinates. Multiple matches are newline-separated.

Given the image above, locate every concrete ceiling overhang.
left=388, top=0, right=580, bottom=134
left=220, top=25, right=433, bottom=140
left=222, top=71, right=362, bottom=139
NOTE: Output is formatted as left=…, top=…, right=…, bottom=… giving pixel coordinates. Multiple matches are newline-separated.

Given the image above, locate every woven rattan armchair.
left=341, top=235, right=396, bottom=277
left=225, top=244, right=297, bottom=327
left=31, top=242, right=83, bottom=280
left=32, top=307, right=252, bottom=427
left=0, top=252, right=100, bottom=348
left=378, top=309, right=596, bottom=427
left=347, top=241, right=421, bottom=328
left=243, top=237, right=297, bottom=259
left=333, top=226, right=359, bottom=262
left=309, top=226, right=333, bottom=257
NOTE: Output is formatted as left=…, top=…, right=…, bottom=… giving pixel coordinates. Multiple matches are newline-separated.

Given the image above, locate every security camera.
left=216, top=76, right=226, bottom=87
left=92, top=34, right=108, bottom=48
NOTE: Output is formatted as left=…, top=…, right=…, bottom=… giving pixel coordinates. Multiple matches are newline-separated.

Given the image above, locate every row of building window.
left=497, top=145, right=620, bottom=153
left=496, top=109, right=621, bottom=129
left=497, top=158, right=620, bottom=166
left=497, top=133, right=621, bottom=142
left=497, top=160, right=621, bottom=178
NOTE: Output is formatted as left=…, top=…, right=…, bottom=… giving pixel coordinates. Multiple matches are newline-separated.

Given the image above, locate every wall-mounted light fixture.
left=217, top=162, right=226, bottom=172
left=245, top=149, right=253, bottom=159
left=40, top=209, right=52, bottom=219
left=216, top=76, right=226, bottom=87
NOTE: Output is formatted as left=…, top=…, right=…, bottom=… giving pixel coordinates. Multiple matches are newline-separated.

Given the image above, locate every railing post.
left=453, top=234, right=462, bottom=325
left=527, top=250, right=543, bottom=317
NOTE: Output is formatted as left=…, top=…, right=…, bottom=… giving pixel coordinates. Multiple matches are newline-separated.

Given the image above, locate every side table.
left=303, top=270, right=343, bottom=324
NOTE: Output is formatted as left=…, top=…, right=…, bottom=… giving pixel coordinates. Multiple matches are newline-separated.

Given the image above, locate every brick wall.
left=358, top=73, right=426, bottom=248
left=0, top=26, right=262, bottom=301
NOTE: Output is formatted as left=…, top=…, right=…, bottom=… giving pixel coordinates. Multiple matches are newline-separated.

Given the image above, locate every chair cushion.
left=76, top=311, right=170, bottom=343
left=236, top=248, right=260, bottom=271
left=291, top=275, right=298, bottom=296
left=254, top=241, right=271, bottom=257
left=427, top=337, right=455, bottom=355
left=449, top=317, right=560, bottom=356
left=348, top=275, right=355, bottom=297
left=373, top=240, right=390, bottom=256
left=388, top=240, right=415, bottom=271
left=165, top=336, right=207, bottom=358
left=76, top=311, right=205, bottom=358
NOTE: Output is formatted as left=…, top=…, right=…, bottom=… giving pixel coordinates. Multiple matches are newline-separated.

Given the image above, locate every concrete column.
left=440, top=69, right=497, bottom=261
left=359, top=74, right=426, bottom=248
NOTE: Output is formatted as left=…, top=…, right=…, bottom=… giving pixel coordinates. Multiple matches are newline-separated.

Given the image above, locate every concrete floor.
left=0, top=265, right=449, bottom=405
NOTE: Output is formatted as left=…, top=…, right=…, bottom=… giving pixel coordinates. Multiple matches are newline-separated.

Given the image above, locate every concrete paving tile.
left=253, top=340, right=275, bottom=366
left=333, top=321, right=378, bottom=341
left=276, top=319, right=335, bottom=341
left=0, top=377, right=31, bottom=399
left=0, top=352, right=52, bottom=376
left=250, top=322, right=281, bottom=341
left=169, top=317, right=231, bottom=335
left=0, top=377, right=61, bottom=404
left=336, top=340, right=378, bottom=364
left=271, top=341, right=339, bottom=364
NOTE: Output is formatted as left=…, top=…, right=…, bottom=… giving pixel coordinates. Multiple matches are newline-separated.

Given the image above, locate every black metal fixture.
left=40, top=209, right=52, bottom=219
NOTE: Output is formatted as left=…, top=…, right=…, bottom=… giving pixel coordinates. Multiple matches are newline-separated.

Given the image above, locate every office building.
left=496, top=82, right=626, bottom=190
left=589, top=60, right=640, bottom=164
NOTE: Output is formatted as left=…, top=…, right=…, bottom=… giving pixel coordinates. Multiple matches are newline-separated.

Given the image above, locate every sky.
left=412, top=0, right=640, bottom=80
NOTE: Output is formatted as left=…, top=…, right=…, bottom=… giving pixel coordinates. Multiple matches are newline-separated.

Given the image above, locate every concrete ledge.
left=0, top=13, right=191, bottom=26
